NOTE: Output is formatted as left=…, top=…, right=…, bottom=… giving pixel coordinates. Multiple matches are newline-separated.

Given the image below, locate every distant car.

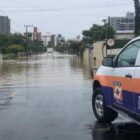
left=47, top=48, right=53, bottom=53
left=92, top=36, right=140, bottom=124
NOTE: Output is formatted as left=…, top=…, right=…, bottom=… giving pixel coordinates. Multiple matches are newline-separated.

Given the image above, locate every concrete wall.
left=82, top=42, right=122, bottom=77
left=83, top=49, right=89, bottom=68
left=92, top=41, right=106, bottom=69
left=92, top=41, right=122, bottom=69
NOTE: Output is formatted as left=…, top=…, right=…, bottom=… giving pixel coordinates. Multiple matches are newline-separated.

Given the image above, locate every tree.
left=82, top=30, right=93, bottom=44
left=82, top=24, right=116, bottom=44
left=134, top=0, right=140, bottom=36
left=7, top=44, right=24, bottom=55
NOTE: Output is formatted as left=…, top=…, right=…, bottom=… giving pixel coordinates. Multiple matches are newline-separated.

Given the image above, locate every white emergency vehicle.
left=92, top=36, right=140, bottom=123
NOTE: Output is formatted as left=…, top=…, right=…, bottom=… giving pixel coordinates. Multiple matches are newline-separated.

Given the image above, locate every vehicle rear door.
left=132, top=41, right=140, bottom=117
left=110, top=40, right=140, bottom=113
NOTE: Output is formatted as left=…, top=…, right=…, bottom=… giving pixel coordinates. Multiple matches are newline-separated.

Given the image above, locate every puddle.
left=88, top=121, right=140, bottom=140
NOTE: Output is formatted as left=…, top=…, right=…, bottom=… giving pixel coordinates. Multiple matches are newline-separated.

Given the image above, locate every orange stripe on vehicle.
left=94, top=75, right=140, bottom=94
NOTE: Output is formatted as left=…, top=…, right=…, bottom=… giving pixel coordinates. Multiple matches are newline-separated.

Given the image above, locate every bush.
left=7, top=44, right=24, bottom=54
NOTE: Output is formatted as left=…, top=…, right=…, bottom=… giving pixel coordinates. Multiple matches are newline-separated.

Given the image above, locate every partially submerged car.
left=92, top=36, right=140, bottom=124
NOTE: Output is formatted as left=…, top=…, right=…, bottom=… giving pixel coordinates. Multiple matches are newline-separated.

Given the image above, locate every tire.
left=92, top=88, right=118, bottom=122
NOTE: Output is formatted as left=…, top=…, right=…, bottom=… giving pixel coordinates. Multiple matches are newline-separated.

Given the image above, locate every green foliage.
left=82, top=24, right=116, bottom=44
left=47, top=41, right=53, bottom=48
left=68, top=40, right=81, bottom=55
left=82, top=30, right=93, bottom=44
left=0, top=33, right=45, bottom=55
left=7, top=44, right=24, bottom=54
left=55, top=40, right=86, bottom=56
left=0, top=33, right=25, bottom=53
left=9, top=33, right=24, bottom=44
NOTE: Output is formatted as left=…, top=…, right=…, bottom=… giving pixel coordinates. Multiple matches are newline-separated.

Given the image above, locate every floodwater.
left=0, top=52, right=139, bottom=140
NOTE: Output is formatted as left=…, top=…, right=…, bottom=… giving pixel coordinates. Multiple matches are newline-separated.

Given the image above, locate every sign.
left=113, top=81, right=123, bottom=101
left=107, top=39, right=115, bottom=47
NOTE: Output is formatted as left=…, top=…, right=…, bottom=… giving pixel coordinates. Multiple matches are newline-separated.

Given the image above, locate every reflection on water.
left=0, top=52, right=140, bottom=140
left=0, top=52, right=92, bottom=88
left=88, top=122, right=140, bottom=140
left=70, top=55, right=92, bottom=80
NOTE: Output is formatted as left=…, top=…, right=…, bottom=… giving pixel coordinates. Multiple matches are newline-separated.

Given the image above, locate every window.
left=116, top=40, right=140, bottom=67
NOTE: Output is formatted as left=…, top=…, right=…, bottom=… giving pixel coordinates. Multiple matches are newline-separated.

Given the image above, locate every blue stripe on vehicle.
left=101, top=86, right=135, bottom=113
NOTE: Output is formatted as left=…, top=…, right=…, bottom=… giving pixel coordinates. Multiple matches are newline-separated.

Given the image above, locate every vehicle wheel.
left=92, top=88, right=118, bottom=122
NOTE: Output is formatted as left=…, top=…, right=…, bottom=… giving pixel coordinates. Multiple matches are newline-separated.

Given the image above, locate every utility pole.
left=42, top=35, right=47, bottom=52
left=24, top=25, right=33, bottom=56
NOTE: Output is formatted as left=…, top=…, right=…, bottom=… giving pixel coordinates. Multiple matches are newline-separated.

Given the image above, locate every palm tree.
left=134, top=0, right=140, bottom=36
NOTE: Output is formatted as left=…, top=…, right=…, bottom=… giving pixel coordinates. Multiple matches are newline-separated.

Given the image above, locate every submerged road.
left=0, top=52, right=140, bottom=140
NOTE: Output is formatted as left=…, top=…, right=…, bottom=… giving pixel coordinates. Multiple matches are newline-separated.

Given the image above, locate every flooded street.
left=0, top=52, right=140, bottom=140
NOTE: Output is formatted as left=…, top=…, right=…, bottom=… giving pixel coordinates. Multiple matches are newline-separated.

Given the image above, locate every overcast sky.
left=0, top=0, right=134, bottom=39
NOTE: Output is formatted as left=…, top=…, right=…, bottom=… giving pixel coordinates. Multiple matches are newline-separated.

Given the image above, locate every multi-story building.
left=42, top=33, right=65, bottom=48
left=110, top=12, right=135, bottom=39
left=32, top=27, right=41, bottom=41
left=57, top=34, right=65, bottom=45
left=110, top=12, right=135, bottom=31
left=42, top=33, right=52, bottom=47
left=51, top=35, right=57, bottom=47
left=0, top=16, right=10, bottom=34
left=71, top=35, right=81, bottom=42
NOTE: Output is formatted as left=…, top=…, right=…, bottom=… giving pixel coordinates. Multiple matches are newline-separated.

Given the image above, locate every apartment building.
left=110, top=12, right=135, bottom=31
left=32, top=27, right=41, bottom=41
left=110, top=12, right=135, bottom=39
left=0, top=16, right=10, bottom=34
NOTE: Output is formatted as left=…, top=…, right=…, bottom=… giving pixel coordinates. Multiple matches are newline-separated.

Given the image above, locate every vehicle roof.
left=122, top=36, right=140, bottom=48
left=129, top=36, right=140, bottom=43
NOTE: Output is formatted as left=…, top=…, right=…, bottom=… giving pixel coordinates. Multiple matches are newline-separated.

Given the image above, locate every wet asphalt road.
left=0, top=52, right=140, bottom=140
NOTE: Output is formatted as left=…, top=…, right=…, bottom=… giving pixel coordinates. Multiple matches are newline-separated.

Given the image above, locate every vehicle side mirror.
left=102, top=57, right=113, bottom=67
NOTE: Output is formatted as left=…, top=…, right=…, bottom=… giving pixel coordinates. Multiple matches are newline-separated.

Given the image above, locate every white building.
left=42, top=32, right=52, bottom=47
left=110, top=12, right=135, bottom=39
left=110, top=12, right=135, bottom=31
left=115, top=30, right=135, bottom=39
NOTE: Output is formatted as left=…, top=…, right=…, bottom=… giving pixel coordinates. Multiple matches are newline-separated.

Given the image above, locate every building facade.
left=51, top=35, right=57, bottom=47
left=57, top=34, right=65, bottom=45
left=0, top=16, right=10, bottom=34
left=110, top=12, right=134, bottom=31
left=42, top=33, right=52, bottom=47
left=32, top=27, right=41, bottom=41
